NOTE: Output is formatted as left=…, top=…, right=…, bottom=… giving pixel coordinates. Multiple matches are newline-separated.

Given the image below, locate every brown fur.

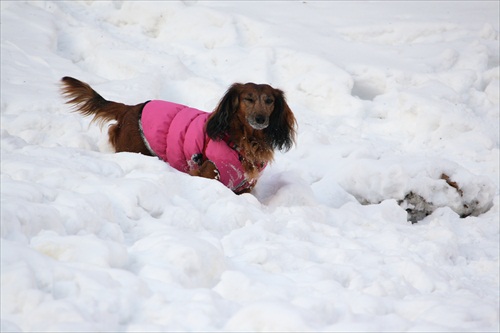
left=60, top=77, right=296, bottom=192
left=61, top=77, right=151, bottom=155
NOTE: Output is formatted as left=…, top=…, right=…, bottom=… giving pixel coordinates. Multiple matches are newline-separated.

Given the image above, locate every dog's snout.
left=255, top=115, right=266, bottom=124
left=247, top=113, right=269, bottom=130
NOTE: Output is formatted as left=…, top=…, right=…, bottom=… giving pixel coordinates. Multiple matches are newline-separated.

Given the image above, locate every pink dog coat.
left=140, top=100, right=266, bottom=193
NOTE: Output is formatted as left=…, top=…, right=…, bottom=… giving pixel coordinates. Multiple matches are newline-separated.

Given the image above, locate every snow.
left=1, top=1, right=499, bottom=331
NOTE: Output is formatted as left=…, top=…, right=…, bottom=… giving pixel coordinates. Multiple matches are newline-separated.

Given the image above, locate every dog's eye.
left=264, top=98, right=274, bottom=105
left=244, top=97, right=255, bottom=103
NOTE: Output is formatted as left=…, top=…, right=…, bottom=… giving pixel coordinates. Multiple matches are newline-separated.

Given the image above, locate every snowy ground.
left=1, top=1, right=499, bottom=332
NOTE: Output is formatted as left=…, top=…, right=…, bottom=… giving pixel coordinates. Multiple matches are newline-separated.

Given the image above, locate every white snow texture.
left=1, top=1, right=499, bottom=332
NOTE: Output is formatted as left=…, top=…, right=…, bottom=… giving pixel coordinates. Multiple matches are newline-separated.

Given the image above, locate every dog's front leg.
left=190, top=160, right=220, bottom=180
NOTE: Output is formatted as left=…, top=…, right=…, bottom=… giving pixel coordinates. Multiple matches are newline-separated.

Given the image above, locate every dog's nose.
left=255, top=115, right=266, bottom=124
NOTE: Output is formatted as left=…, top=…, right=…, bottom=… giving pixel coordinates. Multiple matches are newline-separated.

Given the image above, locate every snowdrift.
left=1, top=1, right=499, bottom=332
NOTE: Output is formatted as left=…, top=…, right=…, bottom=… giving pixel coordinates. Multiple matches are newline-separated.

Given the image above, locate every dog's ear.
left=206, top=83, right=242, bottom=140
left=264, top=89, right=297, bottom=151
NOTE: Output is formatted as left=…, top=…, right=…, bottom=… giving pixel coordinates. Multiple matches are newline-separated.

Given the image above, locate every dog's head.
left=206, top=83, right=296, bottom=151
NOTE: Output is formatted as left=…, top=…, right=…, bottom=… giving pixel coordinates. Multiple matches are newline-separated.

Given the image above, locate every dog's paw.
left=213, top=167, right=220, bottom=180
left=198, top=160, right=220, bottom=180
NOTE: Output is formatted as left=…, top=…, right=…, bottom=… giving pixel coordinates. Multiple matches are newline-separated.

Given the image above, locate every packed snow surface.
left=1, top=1, right=499, bottom=332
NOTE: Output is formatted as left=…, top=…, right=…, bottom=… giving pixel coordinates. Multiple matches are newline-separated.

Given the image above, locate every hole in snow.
left=351, top=79, right=385, bottom=101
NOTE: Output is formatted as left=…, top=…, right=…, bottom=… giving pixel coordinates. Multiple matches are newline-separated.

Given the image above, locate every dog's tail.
left=60, top=76, right=127, bottom=128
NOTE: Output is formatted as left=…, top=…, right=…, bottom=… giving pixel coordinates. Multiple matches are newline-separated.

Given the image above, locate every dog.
left=60, top=77, right=296, bottom=194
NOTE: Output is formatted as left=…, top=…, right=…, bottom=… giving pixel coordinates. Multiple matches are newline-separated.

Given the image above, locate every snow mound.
left=339, top=158, right=495, bottom=222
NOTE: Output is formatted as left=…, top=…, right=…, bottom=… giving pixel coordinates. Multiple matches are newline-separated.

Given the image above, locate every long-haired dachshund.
left=60, top=77, right=296, bottom=194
